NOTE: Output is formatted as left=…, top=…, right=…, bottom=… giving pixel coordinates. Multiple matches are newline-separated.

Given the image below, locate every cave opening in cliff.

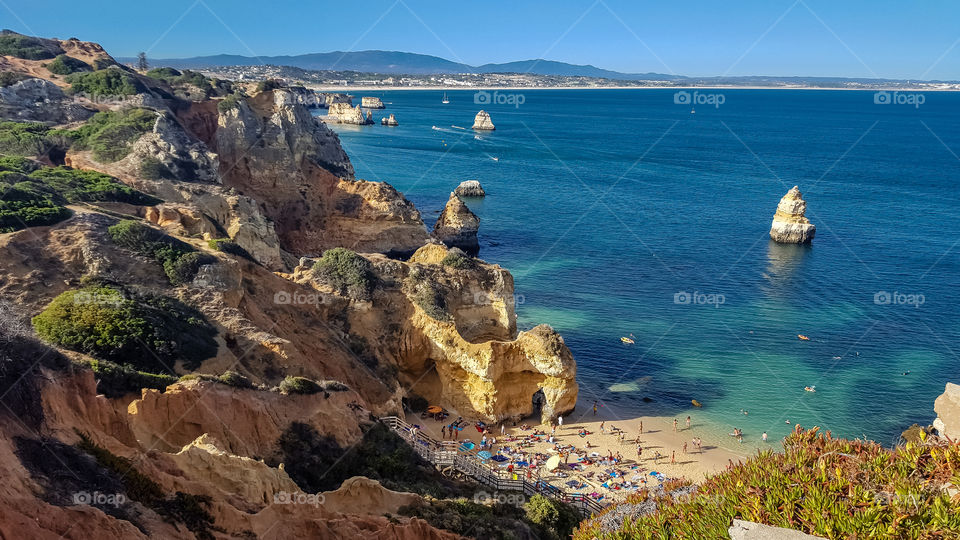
left=531, top=388, right=545, bottom=419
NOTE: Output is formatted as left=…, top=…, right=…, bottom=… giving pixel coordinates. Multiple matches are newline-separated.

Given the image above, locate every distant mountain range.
left=121, top=50, right=683, bottom=80
left=119, top=50, right=957, bottom=85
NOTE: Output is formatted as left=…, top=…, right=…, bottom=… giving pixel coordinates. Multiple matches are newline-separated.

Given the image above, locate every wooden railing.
left=379, top=415, right=605, bottom=518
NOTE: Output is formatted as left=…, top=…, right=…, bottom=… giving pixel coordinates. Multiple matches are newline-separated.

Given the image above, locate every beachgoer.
left=639, top=421, right=642, bottom=434
left=686, top=416, right=691, bottom=429
left=593, top=401, right=598, bottom=416
left=682, top=442, right=687, bottom=454
left=600, top=421, right=606, bottom=434
left=637, top=444, right=642, bottom=459
left=673, top=419, right=678, bottom=432
left=558, top=415, right=563, bottom=428
left=762, top=431, right=768, bottom=442
left=441, top=425, right=446, bottom=439
left=671, top=450, right=675, bottom=464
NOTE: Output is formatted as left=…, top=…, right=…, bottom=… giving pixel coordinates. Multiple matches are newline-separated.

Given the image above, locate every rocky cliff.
left=433, top=192, right=481, bottom=255
left=770, top=186, right=816, bottom=243
left=472, top=110, right=495, bottom=130
left=934, top=382, right=960, bottom=439
left=361, top=96, right=385, bottom=109
left=454, top=180, right=485, bottom=198
left=326, top=102, right=374, bottom=125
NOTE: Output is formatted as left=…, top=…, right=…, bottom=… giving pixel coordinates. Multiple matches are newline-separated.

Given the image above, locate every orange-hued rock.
left=770, top=186, right=816, bottom=243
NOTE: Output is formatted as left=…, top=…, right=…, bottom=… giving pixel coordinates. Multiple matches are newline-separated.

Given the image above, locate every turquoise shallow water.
left=319, top=88, right=960, bottom=446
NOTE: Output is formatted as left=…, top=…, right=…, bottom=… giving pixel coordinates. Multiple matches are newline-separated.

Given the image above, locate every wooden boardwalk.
left=379, top=415, right=605, bottom=518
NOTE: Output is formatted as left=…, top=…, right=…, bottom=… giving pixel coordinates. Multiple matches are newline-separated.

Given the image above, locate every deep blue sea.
left=319, top=88, right=960, bottom=448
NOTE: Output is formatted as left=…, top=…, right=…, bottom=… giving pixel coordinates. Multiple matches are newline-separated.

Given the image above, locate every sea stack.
left=770, top=186, right=816, bottom=244
left=326, top=103, right=373, bottom=125
left=361, top=96, right=385, bottom=109
left=453, top=180, right=485, bottom=198
left=381, top=113, right=399, bottom=126
left=432, top=192, right=480, bottom=255
left=472, top=110, right=495, bottom=130
left=934, top=382, right=960, bottom=440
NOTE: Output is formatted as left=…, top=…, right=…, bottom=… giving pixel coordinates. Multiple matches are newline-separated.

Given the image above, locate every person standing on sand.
left=637, top=444, right=643, bottom=459
left=441, top=425, right=446, bottom=439
left=686, top=416, right=691, bottom=430
left=558, top=415, right=563, bottom=429
left=671, top=451, right=675, bottom=464
left=501, top=424, right=505, bottom=435
left=639, top=421, right=643, bottom=434
left=673, top=419, right=678, bottom=432
left=593, top=401, right=598, bottom=416
left=682, top=442, right=687, bottom=454
left=600, top=421, right=606, bottom=434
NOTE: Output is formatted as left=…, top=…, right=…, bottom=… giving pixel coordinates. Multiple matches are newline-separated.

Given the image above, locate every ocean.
left=319, top=88, right=960, bottom=448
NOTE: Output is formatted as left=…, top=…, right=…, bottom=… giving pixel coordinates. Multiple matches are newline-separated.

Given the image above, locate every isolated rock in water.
left=454, top=180, right=485, bottom=198
left=770, top=186, right=816, bottom=243
left=729, top=520, right=826, bottom=540
left=472, top=110, right=495, bottom=130
left=381, top=113, right=398, bottom=126
left=327, top=102, right=374, bottom=125
left=433, top=192, right=480, bottom=255
left=322, top=92, right=352, bottom=107
left=361, top=96, right=385, bottom=109
left=934, top=382, right=960, bottom=439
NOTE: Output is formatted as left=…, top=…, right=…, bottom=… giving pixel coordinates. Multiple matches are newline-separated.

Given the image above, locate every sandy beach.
left=405, top=396, right=750, bottom=501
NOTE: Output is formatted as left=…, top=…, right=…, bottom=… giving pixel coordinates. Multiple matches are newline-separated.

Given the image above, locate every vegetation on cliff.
left=405, top=269, right=452, bottom=322
left=145, top=67, right=234, bottom=98
left=575, top=427, right=960, bottom=539
left=108, top=219, right=214, bottom=285
left=0, top=71, right=31, bottom=87
left=312, top=247, right=376, bottom=300
left=84, top=358, right=179, bottom=398
left=66, top=107, right=157, bottom=162
left=0, top=31, right=63, bottom=60
left=31, top=285, right=217, bottom=374
left=66, top=67, right=145, bottom=97
left=46, top=54, right=91, bottom=75
left=0, top=157, right=158, bottom=232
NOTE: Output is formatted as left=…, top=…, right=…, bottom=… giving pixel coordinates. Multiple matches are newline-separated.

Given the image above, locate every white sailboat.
left=441, top=92, right=450, bottom=104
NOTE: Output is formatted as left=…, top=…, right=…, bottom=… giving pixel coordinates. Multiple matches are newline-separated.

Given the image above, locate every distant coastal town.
left=195, top=63, right=960, bottom=91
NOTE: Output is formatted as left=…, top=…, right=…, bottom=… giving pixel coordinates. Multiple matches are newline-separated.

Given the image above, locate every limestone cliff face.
left=433, top=193, right=480, bottom=255
left=292, top=243, right=578, bottom=423
left=361, top=96, right=385, bottom=109
left=454, top=180, right=485, bottom=198
left=934, top=382, right=960, bottom=439
left=326, top=102, right=374, bottom=125
left=216, top=90, right=428, bottom=257
left=472, top=110, right=495, bottom=130
left=770, top=186, right=816, bottom=243
left=0, top=78, right=94, bottom=123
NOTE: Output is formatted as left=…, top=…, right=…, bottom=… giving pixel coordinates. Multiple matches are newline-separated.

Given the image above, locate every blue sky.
left=2, top=0, right=957, bottom=79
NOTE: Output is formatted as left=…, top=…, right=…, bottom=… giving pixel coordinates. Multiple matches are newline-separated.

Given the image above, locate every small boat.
left=620, top=337, right=635, bottom=344
left=798, top=334, right=810, bottom=341
left=691, top=399, right=702, bottom=408
left=442, top=92, right=450, bottom=104
left=804, top=386, right=816, bottom=392
left=491, top=156, right=499, bottom=162
left=690, top=107, right=696, bottom=114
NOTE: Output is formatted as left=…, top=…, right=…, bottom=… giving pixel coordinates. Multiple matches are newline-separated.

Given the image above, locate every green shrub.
left=278, top=376, right=322, bottom=395
left=69, top=108, right=156, bottom=162
left=84, top=358, right=177, bottom=398
left=145, top=67, right=181, bottom=79
left=0, top=71, right=31, bottom=87
left=0, top=179, right=70, bottom=232
left=411, top=281, right=451, bottom=322
left=27, top=166, right=160, bottom=205
left=138, top=156, right=174, bottom=180
left=156, top=492, right=216, bottom=540
left=255, top=79, right=283, bottom=93
left=218, top=370, right=253, bottom=389
left=207, top=238, right=252, bottom=260
left=575, top=428, right=960, bottom=539
left=400, top=498, right=540, bottom=540
left=46, top=54, right=91, bottom=75
left=0, top=156, right=38, bottom=173
left=66, top=68, right=145, bottom=97
left=217, top=92, right=242, bottom=113
left=0, top=121, right=51, bottom=156
left=441, top=248, right=476, bottom=269
left=31, top=286, right=217, bottom=373
left=312, top=247, right=375, bottom=300
left=108, top=220, right=211, bottom=285
left=525, top=495, right=581, bottom=540
left=92, top=57, right=116, bottom=70
left=163, top=251, right=215, bottom=285
left=0, top=31, right=63, bottom=60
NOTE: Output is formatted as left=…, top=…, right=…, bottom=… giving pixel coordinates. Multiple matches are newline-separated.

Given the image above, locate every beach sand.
left=404, top=397, right=751, bottom=501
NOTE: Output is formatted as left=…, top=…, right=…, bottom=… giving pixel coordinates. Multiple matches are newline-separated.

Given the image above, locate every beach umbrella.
left=491, top=455, right=508, bottom=462
left=459, top=442, right=475, bottom=451
left=545, top=455, right=562, bottom=471
left=427, top=405, right=443, bottom=414
left=477, top=450, right=492, bottom=460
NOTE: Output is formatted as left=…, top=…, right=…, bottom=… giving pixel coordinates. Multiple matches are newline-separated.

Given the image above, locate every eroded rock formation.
left=361, top=96, right=385, bottom=109
left=0, top=78, right=94, bottom=123
left=433, top=192, right=480, bottom=255
left=381, top=113, right=399, bottom=126
left=770, top=186, right=816, bottom=243
left=472, top=110, right=495, bottom=130
left=934, top=382, right=960, bottom=439
left=454, top=180, right=485, bottom=198
left=326, top=102, right=374, bottom=125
